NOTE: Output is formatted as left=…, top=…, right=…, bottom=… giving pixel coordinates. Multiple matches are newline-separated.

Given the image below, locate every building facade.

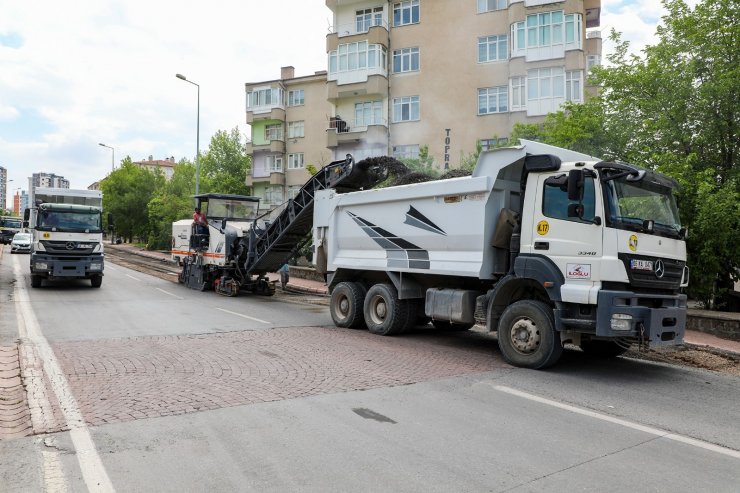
left=245, top=0, right=601, bottom=204
left=28, top=172, right=69, bottom=206
left=245, top=66, right=334, bottom=212
left=133, top=156, right=177, bottom=180
left=0, top=166, right=7, bottom=212
left=13, top=190, right=28, bottom=217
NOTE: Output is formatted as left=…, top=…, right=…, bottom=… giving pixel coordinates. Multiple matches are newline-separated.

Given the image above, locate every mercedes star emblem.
left=654, top=260, right=665, bottom=279
left=65, top=242, right=76, bottom=250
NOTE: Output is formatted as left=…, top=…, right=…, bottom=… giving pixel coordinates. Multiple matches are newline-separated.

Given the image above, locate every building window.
left=393, top=144, right=420, bottom=159
left=288, top=186, right=302, bottom=200
left=393, top=0, right=419, bottom=26
left=478, top=86, right=508, bottom=114
left=265, top=124, right=284, bottom=141
left=510, top=76, right=526, bottom=111
left=514, top=12, right=583, bottom=52
left=479, top=138, right=508, bottom=151
left=566, top=70, right=582, bottom=102
left=355, top=101, right=383, bottom=127
left=527, top=67, right=565, bottom=101
left=287, top=90, right=304, bottom=106
left=266, top=155, right=283, bottom=173
left=247, top=87, right=283, bottom=109
left=288, top=153, right=304, bottom=169
left=392, top=96, right=420, bottom=122
left=477, top=0, right=506, bottom=13
left=328, top=42, right=387, bottom=76
left=587, top=54, right=601, bottom=73
left=265, top=185, right=284, bottom=206
left=356, top=6, right=383, bottom=32
left=478, top=35, right=508, bottom=62
left=288, top=121, right=305, bottom=138
left=393, top=47, right=420, bottom=73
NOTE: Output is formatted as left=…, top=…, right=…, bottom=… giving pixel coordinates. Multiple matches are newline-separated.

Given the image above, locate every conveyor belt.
left=244, top=155, right=386, bottom=275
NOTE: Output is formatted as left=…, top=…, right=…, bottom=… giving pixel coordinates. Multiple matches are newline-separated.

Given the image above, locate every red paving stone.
left=52, top=327, right=507, bottom=426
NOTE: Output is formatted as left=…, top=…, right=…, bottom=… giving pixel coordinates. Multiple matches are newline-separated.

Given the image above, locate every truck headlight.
left=610, top=313, right=633, bottom=331
left=34, top=242, right=46, bottom=252
left=89, top=262, right=103, bottom=271
left=35, top=262, right=49, bottom=270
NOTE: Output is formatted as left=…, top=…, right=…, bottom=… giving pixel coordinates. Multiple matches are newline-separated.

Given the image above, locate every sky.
left=0, top=0, right=679, bottom=208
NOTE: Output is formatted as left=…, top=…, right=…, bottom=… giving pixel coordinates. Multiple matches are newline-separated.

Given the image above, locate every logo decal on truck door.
left=347, top=211, right=430, bottom=270
left=403, top=206, right=446, bottom=235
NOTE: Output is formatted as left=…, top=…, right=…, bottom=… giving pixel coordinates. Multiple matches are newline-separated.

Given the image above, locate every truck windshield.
left=604, top=177, right=682, bottom=238
left=206, top=199, right=258, bottom=220
left=38, top=211, right=102, bottom=233
left=1, top=218, right=22, bottom=229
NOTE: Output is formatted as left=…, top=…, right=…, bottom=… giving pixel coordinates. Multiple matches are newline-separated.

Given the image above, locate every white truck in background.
left=313, top=141, right=689, bottom=369
left=24, top=188, right=106, bottom=288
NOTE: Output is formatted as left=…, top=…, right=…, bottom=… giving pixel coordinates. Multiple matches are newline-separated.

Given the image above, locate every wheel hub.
left=510, top=319, right=540, bottom=354
left=338, top=297, right=349, bottom=316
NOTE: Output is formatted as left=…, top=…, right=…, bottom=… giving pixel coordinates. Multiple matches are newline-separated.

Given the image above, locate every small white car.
left=10, top=232, right=32, bottom=254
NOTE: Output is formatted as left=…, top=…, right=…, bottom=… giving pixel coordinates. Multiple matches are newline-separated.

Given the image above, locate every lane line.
left=155, top=287, right=182, bottom=299
left=215, top=307, right=270, bottom=324
left=13, top=257, right=116, bottom=492
left=125, top=274, right=140, bottom=281
left=493, top=384, right=740, bottom=460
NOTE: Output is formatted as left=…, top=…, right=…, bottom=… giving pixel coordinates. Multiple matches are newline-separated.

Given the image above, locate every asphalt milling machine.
left=171, top=155, right=388, bottom=296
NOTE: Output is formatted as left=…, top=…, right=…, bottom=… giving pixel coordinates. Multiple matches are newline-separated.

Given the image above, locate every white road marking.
left=13, top=257, right=116, bottom=492
left=493, top=385, right=740, bottom=460
left=215, top=307, right=270, bottom=324
left=105, top=265, right=118, bottom=271
left=155, top=287, right=182, bottom=299
left=125, top=274, right=140, bottom=281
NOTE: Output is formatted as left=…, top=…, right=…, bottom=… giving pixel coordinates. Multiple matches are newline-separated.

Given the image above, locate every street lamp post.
left=98, top=143, right=115, bottom=172
left=176, top=73, right=200, bottom=196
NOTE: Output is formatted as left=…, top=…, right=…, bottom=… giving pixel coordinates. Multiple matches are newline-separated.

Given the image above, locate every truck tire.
left=30, top=275, right=42, bottom=288
left=497, top=300, right=563, bottom=369
left=330, top=282, right=367, bottom=329
left=580, top=340, right=629, bottom=358
left=90, top=275, right=103, bottom=288
left=432, top=320, right=475, bottom=332
left=364, top=283, right=410, bottom=336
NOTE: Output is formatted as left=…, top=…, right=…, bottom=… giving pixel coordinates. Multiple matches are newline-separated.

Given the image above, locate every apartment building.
left=245, top=66, right=333, bottom=212
left=28, top=172, right=69, bottom=205
left=0, top=166, right=7, bottom=211
left=134, top=156, right=177, bottom=180
left=245, top=0, right=601, bottom=202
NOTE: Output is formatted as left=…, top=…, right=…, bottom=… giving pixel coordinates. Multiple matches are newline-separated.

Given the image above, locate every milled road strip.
left=493, top=384, right=740, bottom=460
left=13, top=257, right=116, bottom=492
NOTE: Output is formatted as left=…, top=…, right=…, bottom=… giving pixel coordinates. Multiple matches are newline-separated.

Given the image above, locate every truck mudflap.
left=31, top=254, right=104, bottom=278
left=594, top=290, right=687, bottom=346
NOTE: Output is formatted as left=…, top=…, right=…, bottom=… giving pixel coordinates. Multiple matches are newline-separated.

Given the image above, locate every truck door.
left=528, top=170, right=603, bottom=305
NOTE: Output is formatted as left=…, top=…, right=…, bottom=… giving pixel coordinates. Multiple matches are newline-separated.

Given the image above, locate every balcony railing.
left=328, top=116, right=388, bottom=134
left=329, top=20, right=389, bottom=38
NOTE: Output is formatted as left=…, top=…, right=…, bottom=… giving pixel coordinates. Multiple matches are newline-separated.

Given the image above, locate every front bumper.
left=595, top=290, right=687, bottom=346
left=30, top=253, right=104, bottom=278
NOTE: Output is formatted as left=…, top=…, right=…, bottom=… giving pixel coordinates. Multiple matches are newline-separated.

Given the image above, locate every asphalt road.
left=1, top=247, right=739, bottom=492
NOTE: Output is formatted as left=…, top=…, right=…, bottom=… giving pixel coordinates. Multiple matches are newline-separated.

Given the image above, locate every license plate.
left=630, top=259, right=653, bottom=271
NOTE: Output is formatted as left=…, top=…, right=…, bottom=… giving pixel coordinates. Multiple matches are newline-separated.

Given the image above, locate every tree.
left=198, top=127, right=251, bottom=195
left=510, top=0, right=739, bottom=308
left=101, top=157, right=164, bottom=243
left=146, top=160, right=197, bottom=250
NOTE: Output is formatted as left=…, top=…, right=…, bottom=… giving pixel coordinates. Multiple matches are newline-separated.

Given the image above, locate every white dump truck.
left=313, top=141, right=689, bottom=368
left=24, top=188, right=106, bottom=288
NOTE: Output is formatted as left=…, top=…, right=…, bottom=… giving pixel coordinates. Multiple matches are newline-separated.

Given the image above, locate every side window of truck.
left=542, top=175, right=596, bottom=223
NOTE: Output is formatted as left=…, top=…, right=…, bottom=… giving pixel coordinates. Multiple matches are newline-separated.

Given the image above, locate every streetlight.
left=176, top=73, right=200, bottom=196
left=98, top=143, right=115, bottom=171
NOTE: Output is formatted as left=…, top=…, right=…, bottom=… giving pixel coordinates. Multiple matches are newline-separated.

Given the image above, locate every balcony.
left=584, top=0, right=601, bottom=28
left=246, top=139, right=285, bottom=154
left=327, top=73, right=388, bottom=102
left=327, top=22, right=389, bottom=52
left=326, top=116, right=388, bottom=148
left=247, top=171, right=285, bottom=187
left=246, top=106, right=285, bottom=125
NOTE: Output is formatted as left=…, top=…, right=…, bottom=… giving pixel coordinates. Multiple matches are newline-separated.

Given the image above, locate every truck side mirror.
left=23, top=221, right=29, bottom=228
left=23, top=209, right=30, bottom=221
left=567, top=169, right=584, bottom=201
left=567, top=203, right=584, bottom=219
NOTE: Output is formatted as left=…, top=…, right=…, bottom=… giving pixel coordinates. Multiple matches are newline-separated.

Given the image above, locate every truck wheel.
left=497, top=300, right=563, bottom=369
left=330, top=282, right=366, bottom=329
left=580, top=340, right=629, bottom=358
left=90, top=275, right=103, bottom=288
left=432, top=320, right=475, bottom=332
left=30, top=275, right=42, bottom=288
left=364, top=283, right=409, bottom=336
